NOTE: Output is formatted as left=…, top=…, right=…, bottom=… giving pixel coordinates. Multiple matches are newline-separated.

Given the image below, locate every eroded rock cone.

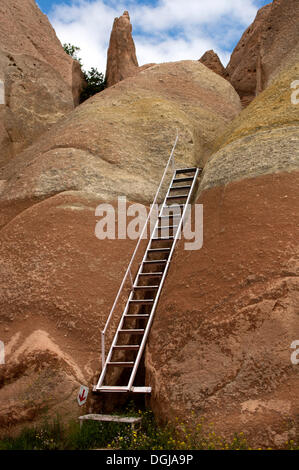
left=199, top=50, right=226, bottom=78
left=0, top=60, right=241, bottom=431
left=0, top=0, right=85, bottom=171
left=226, top=0, right=299, bottom=107
left=146, top=55, right=299, bottom=449
left=0, top=60, right=241, bottom=228
left=105, top=11, right=139, bottom=87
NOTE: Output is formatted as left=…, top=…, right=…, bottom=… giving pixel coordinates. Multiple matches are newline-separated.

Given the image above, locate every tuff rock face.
left=1, top=2, right=298, bottom=447
left=199, top=50, right=226, bottom=78
left=0, top=0, right=85, bottom=171
left=0, top=192, right=135, bottom=431
left=0, top=59, right=240, bottom=431
left=226, top=0, right=299, bottom=107
left=0, top=60, right=241, bottom=228
left=146, top=56, right=299, bottom=448
left=106, top=11, right=139, bottom=87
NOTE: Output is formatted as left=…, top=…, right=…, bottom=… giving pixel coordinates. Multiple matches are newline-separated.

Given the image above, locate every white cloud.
left=136, top=35, right=216, bottom=66
left=49, top=0, right=261, bottom=73
left=132, top=0, right=258, bottom=32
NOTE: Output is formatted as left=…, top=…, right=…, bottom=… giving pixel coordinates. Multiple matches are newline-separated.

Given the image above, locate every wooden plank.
left=131, top=386, right=152, bottom=393
left=78, top=414, right=142, bottom=424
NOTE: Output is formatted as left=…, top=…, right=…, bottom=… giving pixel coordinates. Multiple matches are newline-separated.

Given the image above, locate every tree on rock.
left=63, top=43, right=106, bottom=102
left=63, top=43, right=82, bottom=65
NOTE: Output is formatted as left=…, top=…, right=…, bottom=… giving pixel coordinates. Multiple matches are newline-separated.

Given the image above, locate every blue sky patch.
left=37, top=0, right=272, bottom=72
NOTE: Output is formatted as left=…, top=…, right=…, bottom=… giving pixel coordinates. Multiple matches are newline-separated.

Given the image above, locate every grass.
left=109, top=412, right=251, bottom=450
left=0, top=417, right=127, bottom=451
left=0, top=406, right=298, bottom=451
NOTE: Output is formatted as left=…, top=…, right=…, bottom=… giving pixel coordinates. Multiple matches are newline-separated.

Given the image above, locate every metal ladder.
left=94, top=140, right=201, bottom=394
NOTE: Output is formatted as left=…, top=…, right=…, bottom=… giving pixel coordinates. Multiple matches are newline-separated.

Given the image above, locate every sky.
left=36, top=0, right=271, bottom=73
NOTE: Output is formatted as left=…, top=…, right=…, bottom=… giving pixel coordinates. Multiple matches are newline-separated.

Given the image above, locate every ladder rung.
left=170, top=185, right=192, bottom=190
left=133, top=286, right=159, bottom=290
left=107, top=362, right=134, bottom=367
left=159, top=214, right=181, bottom=219
left=167, top=194, right=188, bottom=200
left=173, top=177, right=194, bottom=183
left=125, top=314, right=150, bottom=318
left=143, top=260, right=167, bottom=264
left=147, top=248, right=171, bottom=252
left=119, top=329, right=145, bottom=334
left=96, top=164, right=201, bottom=393
left=138, top=272, right=163, bottom=277
left=152, top=236, right=175, bottom=240
left=163, top=204, right=185, bottom=209
left=175, top=167, right=197, bottom=174
left=94, top=386, right=129, bottom=392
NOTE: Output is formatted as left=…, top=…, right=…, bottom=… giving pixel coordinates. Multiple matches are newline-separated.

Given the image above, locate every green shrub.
left=63, top=43, right=106, bottom=102
left=80, top=67, right=106, bottom=102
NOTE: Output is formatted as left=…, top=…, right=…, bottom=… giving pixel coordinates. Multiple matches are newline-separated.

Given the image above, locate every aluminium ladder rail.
left=95, top=168, right=200, bottom=393
left=94, top=144, right=201, bottom=394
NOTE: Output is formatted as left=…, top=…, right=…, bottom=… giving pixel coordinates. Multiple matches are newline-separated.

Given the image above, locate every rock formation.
left=146, top=56, right=299, bottom=448
left=0, top=0, right=85, bottom=171
left=0, top=328, right=87, bottom=430
left=199, top=50, right=225, bottom=78
left=105, top=11, right=139, bottom=87
left=0, top=193, right=135, bottom=430
left=0, top=60, right=241, bottom=228
left=0, top=59, right=240, bottom=431
left=226, top=0, right=299, bottom=106
left=1, top=2, right=298, bottom=447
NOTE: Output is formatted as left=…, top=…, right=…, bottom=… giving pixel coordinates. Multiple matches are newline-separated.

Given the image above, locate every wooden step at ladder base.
left=79, top=414, right=143, bottom=429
